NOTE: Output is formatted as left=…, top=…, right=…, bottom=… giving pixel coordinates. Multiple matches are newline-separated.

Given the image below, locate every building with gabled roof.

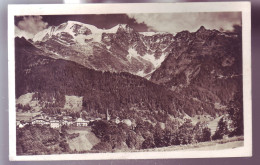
left=31, top=118, right=50, bottom=125
left=50, top=120, right=60, bottom=128
left=75, top=118, right=89, bottom=127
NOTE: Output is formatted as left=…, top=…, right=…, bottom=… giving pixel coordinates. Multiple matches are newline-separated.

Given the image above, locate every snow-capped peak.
left=32, top=21, right=131, bottom=43
left=66, top=21, right=100, bottom=33
left=140, top=31, right=176, bottom=36
left=32, top=21, right=102, bottom=42
left=32, top=26, right=54, bottom=42
left=102, top=24, right=132, bottom=34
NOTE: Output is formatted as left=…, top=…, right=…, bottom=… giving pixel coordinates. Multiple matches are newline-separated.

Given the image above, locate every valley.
left=15, top=20, right=243, bottom=155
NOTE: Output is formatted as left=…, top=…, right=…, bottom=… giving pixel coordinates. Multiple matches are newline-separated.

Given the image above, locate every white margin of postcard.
left=8, top=2, right=252, bottom=161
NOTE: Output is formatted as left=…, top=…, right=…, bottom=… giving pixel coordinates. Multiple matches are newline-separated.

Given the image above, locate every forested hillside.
left=15, top=37, right=181, bottom=120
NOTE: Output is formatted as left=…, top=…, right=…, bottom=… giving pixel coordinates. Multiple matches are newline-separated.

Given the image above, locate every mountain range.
left=29, top=21, right=175, bottom=78
left=15, top=21, right=243, bottom=118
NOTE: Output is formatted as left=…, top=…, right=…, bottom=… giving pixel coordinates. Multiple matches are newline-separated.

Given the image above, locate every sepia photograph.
left=8, top=2, right=251, bottom=160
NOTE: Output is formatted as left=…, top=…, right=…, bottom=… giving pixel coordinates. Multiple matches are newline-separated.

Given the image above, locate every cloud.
left=127, top=12, right=241, bottom=33
left=15, top=26, right=34, bottom=39
left=39, top=14, right=150, bottom=32
left=15, top=16, right=48, bottom=39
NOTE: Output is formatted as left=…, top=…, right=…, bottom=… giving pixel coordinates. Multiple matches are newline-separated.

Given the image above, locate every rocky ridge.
left=30, top=21, right=175, bottom=78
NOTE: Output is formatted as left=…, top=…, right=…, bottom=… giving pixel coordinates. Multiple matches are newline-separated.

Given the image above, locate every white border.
left=8, top=2, right=252, bottom=161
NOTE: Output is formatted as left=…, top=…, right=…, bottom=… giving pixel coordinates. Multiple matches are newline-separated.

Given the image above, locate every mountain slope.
left=15, top=37, right=182, bottom=120
left=150, top=26, right=243, bottom=115
left=29, top=21, right=175, bottom=78
left=15, top=24, right=243, bottom=118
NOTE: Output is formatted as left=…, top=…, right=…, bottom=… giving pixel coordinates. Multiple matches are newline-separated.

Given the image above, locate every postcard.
left=8, top=2, right=251, bottom=161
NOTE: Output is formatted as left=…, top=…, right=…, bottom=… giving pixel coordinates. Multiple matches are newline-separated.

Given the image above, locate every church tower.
left=106, top=109, right=110, bottom=121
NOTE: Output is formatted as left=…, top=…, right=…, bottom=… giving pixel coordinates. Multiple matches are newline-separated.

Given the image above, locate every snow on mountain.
left=136, top=70, right=147, bottom=77
left=127, top=48, right=168, bottom=69
left=105, top=24, right=127, bottom=33
left=33, top=21, right=100, bottom=43
left=32, top=21, right=131, bottom=44
left=33, top=27, right=54, bottom=42
left=140, top=32, right=156, bottom=36
left=142, top=52, right=168, bottom=68
left=127, top=48, right=141, bottom=62
left=140, top=32, right=176, bottom=37
left=30, top=20, right=175, bottom=78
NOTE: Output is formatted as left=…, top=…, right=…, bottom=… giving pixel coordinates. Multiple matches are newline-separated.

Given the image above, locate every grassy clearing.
left=67, top=127, right=100, bottom=152
left=16, top=111, right=41, bottom=121
left=66, top=126, right=92, bottom=133
left=207, top=116, right=223, bottom=135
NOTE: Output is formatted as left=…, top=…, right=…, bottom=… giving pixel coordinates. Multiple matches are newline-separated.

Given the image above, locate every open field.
left=188, top=115, right=223, bottom=135
left=16, top=111, right=41, bottom=121
left=207, top=116, right=223, bottom=135
left=67, top=127, right=100, bottom=151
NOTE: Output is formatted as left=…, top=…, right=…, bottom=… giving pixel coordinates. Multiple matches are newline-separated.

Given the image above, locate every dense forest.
left=17, top=125, right=76, bottom=155
left=16, top=37, right=194, bottom=120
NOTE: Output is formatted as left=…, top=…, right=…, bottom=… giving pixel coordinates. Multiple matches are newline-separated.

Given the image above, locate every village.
left=16, top=109, right=132, bottom=129
left=16, top=94, right=134, bottom=129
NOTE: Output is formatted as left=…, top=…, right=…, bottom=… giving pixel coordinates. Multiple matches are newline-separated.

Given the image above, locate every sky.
left=15, top=12, right=241, bottom=39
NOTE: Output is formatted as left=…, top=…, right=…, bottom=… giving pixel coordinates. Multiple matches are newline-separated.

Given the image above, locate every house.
left=50, top=120, right=60, bottom=128
left=122, top=119, right=132, bottom=127
left=18, top=121, right=29, bottom=128
left=90, top=119, right=95, bottom=122
left=62, top=119, right=74, bottom=126
left=32, top=119, right=49, bottom=125
left=16, top=120, right=21, bottom=126
left=63, top=116, right=73, bottom=120
left=18, top=123, right=25, bottom=128
left=75, top=118, right=89, bottom=127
